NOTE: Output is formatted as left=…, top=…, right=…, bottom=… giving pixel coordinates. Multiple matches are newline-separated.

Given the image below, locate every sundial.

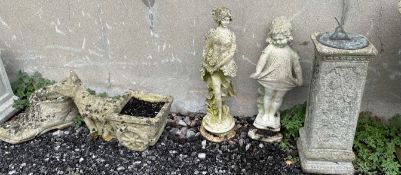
left=318, top=17, right=369, bottom=50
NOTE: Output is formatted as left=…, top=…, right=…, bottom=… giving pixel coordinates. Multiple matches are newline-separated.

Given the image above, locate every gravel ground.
left=0, top=113, right=306, bottom=175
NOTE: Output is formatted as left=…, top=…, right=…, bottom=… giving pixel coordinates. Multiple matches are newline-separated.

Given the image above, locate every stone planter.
left=0, top=88, right=78, bottom=144
left=47, top=72, right=173, bottom=151
left=107, top=90, right=173, bottom=151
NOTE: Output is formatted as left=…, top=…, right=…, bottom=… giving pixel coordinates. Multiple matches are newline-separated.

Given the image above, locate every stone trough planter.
left=47, top=72, right=173, bottom=152
left=107, top=90, right=173, bottom=151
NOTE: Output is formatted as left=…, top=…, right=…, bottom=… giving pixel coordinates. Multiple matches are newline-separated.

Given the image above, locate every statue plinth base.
left=253, top=112, right=281, bottom=131
left=298, top=128, right=354, bottom=174
left=201, top=112, right=235, bottom=134
left=247, top=127, right=282, bottom=143
left=200, top=124, right=236, bottom=143
left=298, top=33, right=377, bottom=174
left=200, top=111, right=236, bottom=142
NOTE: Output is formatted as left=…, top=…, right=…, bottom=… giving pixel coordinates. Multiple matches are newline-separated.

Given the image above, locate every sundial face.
left=318, top=32, right=369, bottom=50
left=318, top=18, right=369, bottom=50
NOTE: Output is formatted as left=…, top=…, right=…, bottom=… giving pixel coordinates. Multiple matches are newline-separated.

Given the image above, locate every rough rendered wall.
left=0, top=0, right=400, bottom=118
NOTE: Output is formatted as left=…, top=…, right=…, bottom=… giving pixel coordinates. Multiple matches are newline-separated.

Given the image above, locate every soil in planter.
left=120, top=97, right=165, bottom=118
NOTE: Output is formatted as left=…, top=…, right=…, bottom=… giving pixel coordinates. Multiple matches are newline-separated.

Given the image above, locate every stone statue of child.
left=249, top=16, right=303, bottom=141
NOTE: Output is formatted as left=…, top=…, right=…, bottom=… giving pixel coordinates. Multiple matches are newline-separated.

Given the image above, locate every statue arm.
left=202, top=31, right=213, bottom=60
left=215, top=33, right=236, bottom=69
left=201, top=30, right=216, bottom=74
left=250, top=50, right=269, bottom=78
left=292, top=54, right=303, bottom=86
left=255, top=51, right=268, bottom=74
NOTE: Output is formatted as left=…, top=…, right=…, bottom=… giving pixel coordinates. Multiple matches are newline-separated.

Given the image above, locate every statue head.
left=212, top=7, right=233, bottom=27
left=48, top=71, right=82, bottom=97
left=266, top=16, right=293, bottom=48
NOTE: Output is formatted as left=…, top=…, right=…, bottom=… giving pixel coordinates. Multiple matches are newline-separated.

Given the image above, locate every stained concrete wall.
left=0, top=0, right=400, bottom=118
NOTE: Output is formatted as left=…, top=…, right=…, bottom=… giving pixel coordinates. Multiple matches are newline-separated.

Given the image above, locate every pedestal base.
left=200, top=125, right=236, bottom=143
left=201, top=113, right=235, bottom=134
left=297, top=138, right=354, bottom=175
left=297, top=33, right=377, bottom=175
left=247, top=128, right=282, bottom=143
left=0, top=96, right=19, bottom=123
left=253, top=112, right=280, bottom=131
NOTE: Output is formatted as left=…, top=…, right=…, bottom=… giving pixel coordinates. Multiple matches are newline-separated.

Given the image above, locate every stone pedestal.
left=0, top=51, right=18, bottom=123
left=297, top=33, right=377, bottom=174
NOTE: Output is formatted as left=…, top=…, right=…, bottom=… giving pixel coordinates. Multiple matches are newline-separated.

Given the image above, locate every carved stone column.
left=0, top=51, right=18, bottom=123
left=297, top=33, right=377, bottom=174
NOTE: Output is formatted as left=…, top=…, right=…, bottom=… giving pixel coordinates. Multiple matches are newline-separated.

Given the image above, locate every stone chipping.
left=0, top=114, right=306, bottom=175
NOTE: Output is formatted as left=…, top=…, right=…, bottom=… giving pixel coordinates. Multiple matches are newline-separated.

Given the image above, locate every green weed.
left=279, top=102, right=306, bottom=149
left=11, top=71, right=55, bottom=110
left=353, top=112, right=401, bottom=175
left=73, top=115, right=85, bottom=128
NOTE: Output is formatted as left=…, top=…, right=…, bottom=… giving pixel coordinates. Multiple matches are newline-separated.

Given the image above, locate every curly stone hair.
left=212, top=7, right=233, bottom=25
left=266, top=16, right=293, bottom=44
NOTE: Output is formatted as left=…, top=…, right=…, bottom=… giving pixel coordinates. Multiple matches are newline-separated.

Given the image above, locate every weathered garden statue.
left=249, top=16, right=303, bottom=142
left=49, top=71, right=172, bottom=151
left=0, top=71, right=172, bottom=151
left=48, top=72, right=126, bottom=141
left=200, top=7, right=237, bottom=142
left=0, top=82, right=78, bottom=144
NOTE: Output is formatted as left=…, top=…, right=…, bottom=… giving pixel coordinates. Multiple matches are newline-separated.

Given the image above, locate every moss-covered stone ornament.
left=0, top=84, right=78, bottom=144
left=199, top=7, right=237, bottom=142
left=249, top=16, right=303, bottom=143
left=49, top=71, right=172, bottom=151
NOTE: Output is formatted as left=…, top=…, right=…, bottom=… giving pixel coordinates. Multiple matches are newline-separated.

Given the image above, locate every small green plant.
left=276, top=140, right=291, bottom=150
left=73, top=115, right=85, bottom=128
left=285, top=155, right=299, bottom=164
left=11, top=71, right=55, bottom=110
left=276, top=103, right=401, bottom=174
left=86, top=88, right=96, bottom=95
left=86, top=88, right=120, bottom=99
left=279, top=102, right=306, bottom=149
left=86, top=88, right=108, bottom=97
left=388, top=114, right=401, bottom=145
left=97, top=92, right=108, bottom=97
left=353, top=112, right=401, bottom=175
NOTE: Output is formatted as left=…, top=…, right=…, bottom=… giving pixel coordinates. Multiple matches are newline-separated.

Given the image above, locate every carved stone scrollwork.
left=298, top=33, right=377, bottom=174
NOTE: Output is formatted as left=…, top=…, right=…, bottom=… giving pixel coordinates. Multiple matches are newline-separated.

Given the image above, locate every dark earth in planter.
left=120, top=97, right=165, bottom=118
